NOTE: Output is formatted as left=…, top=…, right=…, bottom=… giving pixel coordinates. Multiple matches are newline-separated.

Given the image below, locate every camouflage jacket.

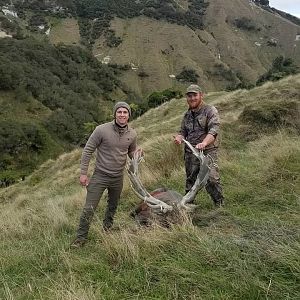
left=179, top=102, right=220, bottom=152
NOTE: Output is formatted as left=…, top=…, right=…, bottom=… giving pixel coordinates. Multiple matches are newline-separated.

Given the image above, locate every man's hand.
left=174, top=134, right=184, bottom=145
left=129, top=148, right=143, bottom=159
left=195, top=142, right=207, bottom=150
left=195, top=134, right=215, bottom=150
left=134, top=148, right=143, bottom=157
left=79, top=175, right=89, bottom=187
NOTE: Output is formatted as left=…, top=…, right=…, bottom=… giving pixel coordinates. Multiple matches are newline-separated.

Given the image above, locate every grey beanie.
left=113, top=101, right=131, bottom=117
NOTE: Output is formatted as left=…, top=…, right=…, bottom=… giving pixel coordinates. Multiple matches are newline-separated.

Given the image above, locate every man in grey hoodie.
left=71, top=102, right=138, bottom=247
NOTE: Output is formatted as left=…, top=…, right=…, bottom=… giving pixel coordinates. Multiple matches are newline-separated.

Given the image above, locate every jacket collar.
left=112, top=120, right=129, bottom=134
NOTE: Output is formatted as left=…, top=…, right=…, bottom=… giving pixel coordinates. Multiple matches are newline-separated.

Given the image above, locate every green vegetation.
left=233, top=17, right=260, bottom=31
left=0, top=120, right=61, bottom=186
left=129, top=89, right=182, bottom=119
left=176, top=68, right=199, bottom=83
left=226, top=72, right=255, bottom=91
left=0, top=75, right=299, bottom=299
left=71, top=0, right=208, bottom=29
left=226, top=56, right=299, bottom=91
left=208, top=63, right=240, bottom=89
left=257, top=56, right=299, bottom=85
left=240, top=100, right=299, bottom=133
left=27, top=14, right=48, bottom=32
left=73, top=0, right=208, bottom=46
left=0, top=37, right=124, bottom=183
left=0, top=37, right=119, bottom=143
left=148, top=89, right=183, bottom=109
left=254, top=0, right=269, bottom=6
left=10, top=0, right=209, bottom=46
left=0, top=15, right=20, bottom=35
left=105, top=29, right=122, bottom=48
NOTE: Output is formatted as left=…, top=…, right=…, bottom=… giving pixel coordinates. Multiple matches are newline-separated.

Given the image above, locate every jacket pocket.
left=197, top=116, right=207, bottom=129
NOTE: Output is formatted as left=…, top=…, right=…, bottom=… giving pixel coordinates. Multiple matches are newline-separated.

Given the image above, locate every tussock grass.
left=1, top=75, right=300, bottom=299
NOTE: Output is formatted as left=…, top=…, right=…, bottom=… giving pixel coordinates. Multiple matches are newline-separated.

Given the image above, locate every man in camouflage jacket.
left=174, top=84, right=224, bottom=207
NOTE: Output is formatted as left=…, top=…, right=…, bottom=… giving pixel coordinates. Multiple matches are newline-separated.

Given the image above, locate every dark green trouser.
left=76, top=170, right=123, bottom=239
left=185, top=149, right=224, bottom=205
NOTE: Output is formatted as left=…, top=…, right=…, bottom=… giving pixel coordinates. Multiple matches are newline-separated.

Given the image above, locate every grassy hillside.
left=49, top=18, right=81, bottom=46
left=0, top=91, right=63, bottom=184
left=90, top=0, right=300, bottom=95
left=0, top=37, right=123, bottom=184
left=0, top=75, right=299, bottom=299
left=3, top=0, right=299, bottom=97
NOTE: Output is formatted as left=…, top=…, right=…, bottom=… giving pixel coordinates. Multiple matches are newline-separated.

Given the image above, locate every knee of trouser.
left=206, top=180, right=223, bottom=193
left=205, top=180, right=221, bottom=193
left=107, top=194, right=120, bottom=207
left=208, top=169, right=221, bottom=183
left=82, top=206, right=96, bottom=216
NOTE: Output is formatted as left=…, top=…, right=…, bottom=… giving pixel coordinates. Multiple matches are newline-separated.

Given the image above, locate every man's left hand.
left=132, top=148, right=143, bottom=158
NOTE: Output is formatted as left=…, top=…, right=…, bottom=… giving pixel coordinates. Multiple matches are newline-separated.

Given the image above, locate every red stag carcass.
left=127, top=139, right=213, bottom=226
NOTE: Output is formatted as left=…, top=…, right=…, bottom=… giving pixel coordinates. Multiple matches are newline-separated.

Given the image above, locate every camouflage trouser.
left=76, top=170, right=123, bottom=240
left=185, top=149, right=224, bottom=205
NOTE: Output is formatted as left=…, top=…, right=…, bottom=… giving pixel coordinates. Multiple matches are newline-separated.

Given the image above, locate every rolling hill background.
left=1, top=0, right=300, bottom=95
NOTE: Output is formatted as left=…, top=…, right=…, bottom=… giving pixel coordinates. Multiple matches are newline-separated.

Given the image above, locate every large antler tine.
left=126, top=150, right=173, bottom=213
left=182, top=138, right=204, bottom=163
left=177, top=143, right=213, bottom=209
left=128, top=149, right=144, bottom=175
left=179, top=203, right=198, bottom=212
left=142, top=195, right=173, bottom=213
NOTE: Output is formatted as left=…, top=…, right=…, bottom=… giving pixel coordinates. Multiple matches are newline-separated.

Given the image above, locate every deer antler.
left=127, top=150, right=174, bottom=213
left=177, top=138, right=212, bottom=210
left=126, top=141, right=212, bottom=213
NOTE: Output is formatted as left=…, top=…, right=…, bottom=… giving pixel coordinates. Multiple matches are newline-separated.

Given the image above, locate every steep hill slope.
left=0, top=75, right=299, bottom=299
left=1, top=0, right=299, bottom=96
left=48, top=0, right=300, bottom=95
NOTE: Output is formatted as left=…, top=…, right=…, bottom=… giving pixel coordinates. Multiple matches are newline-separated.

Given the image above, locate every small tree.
left=176, top=68, right=199, bottom=83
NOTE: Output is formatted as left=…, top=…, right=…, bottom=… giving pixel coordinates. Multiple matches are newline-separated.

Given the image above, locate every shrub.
left=105, top=29, right=122, bottom=47
left=148, top=89, right=182, bottom=109
left=257, top=56, right=299, bottom=85
left=0, top=38, right=119, bottom=144
left=45, top=110, right=80, bottom=144
left=0, top=16, right=18, bottom=34
left=209, top=63, right=238, bottom=83
left=254, top=0, right=269, bottom=5
left=0, top=120, right=50, bottom=182
left=176, top=68, right=199, bottom=83
left=233, top=17, right=260, bottom=31
left=0, top=121, right=47, bottom=157
left=138, top=71, right=149, bottom=78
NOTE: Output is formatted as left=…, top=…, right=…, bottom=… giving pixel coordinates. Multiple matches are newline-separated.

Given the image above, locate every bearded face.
left=186, top=92, right=203, bottom=110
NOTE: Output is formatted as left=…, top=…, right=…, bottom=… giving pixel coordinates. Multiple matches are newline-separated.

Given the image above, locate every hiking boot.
left=214, top=198, right=224, bottom=208
left=70, top=238, right=86, bottom=248
left=103, top=221, right=113, bottom=232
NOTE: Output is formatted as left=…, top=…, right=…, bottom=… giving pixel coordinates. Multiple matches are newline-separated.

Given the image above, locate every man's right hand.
left=79, top=175, right=89, bottom=187
left=174, top=134, right=184, bottom=145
